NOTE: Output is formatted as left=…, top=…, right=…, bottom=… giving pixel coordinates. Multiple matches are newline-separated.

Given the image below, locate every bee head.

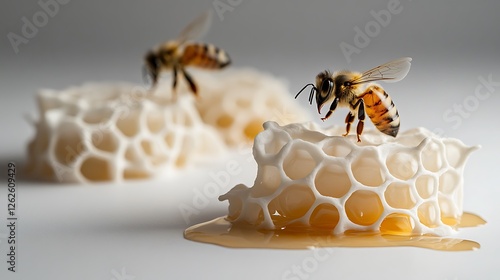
left=315, top=71, right=335, bottom=114
left=143, top=50, right=159, bottom=85
left=295, top=71, right=334, bottom=114
left=295, top=71, right=334, bottom=113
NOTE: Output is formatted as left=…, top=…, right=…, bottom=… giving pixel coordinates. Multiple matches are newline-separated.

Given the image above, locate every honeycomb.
left=25, top=69, right=308, bottom=183
left=194, top=69, right=309, bottom=146
left=25, top=82, right=226, bottom=183
left=219, top=121, right=479, bottom=236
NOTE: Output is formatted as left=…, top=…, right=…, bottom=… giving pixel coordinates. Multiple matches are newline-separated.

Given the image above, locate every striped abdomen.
left=181, top=43, right=231, bottom=69
left=362, top=85, right=400, bottom=137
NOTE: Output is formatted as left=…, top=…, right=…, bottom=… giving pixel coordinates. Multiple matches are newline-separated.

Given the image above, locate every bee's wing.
left=177, top=9, right=213, bottom=45
left=351, top=57, right=412, bottom=85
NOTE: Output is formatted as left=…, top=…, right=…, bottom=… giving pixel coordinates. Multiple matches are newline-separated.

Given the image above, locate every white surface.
left=2, top=0, right=500, bottom=279
left=1, top=126, right=499, bottom=280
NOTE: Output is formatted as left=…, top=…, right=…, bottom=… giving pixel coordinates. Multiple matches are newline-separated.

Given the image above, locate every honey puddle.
left=184, top=212, right=486, bottom=251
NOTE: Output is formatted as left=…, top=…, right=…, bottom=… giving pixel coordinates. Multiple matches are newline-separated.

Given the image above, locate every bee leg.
left=355, top=99, right=366, bottom=142
left=321, top=97, right=339, bottom=121
left=172, top=67, right=178, bottom=91
left=172, top=67, right=177, bottom=99
left=342, top=112, right=355, bottom=137
left=181, top=68, right=198, bottom=95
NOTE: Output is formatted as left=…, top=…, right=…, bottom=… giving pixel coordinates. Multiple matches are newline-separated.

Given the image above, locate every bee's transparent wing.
left=351, top=57, right=412, bottom=85
left=177, top=9, right=213, bottom=45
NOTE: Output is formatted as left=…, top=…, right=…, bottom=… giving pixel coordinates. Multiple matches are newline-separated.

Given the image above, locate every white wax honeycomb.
left=25, top=69, right=308, bottom=183
left=220, top=121, right=479, bottom=236
left=26, top=82, right=226, bottom=183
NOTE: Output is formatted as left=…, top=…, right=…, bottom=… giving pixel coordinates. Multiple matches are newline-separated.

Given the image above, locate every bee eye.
left=344, top=81, right=351, bottom=87
left=321, top=78, right=333, bottom=95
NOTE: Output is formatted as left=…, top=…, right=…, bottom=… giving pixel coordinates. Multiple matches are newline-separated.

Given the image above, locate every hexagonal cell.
left=438, top=196, right=458, bottom=226
left=283, top=146, right=317, bottom=180
left=379, top=213, right=415, bottom=235
left=227, top=197, right=243, bottom=221
left=386, top=152, right=418, bottom=180
left=54, top=125, right=85, bottom=165
left=243, top=203, right=265, bottom=226
left=345, top=190, right=383, bottom=226
left=439, top=170, right=459, bottom=195
left=421, top=141, right=444, bottom=172
left=123, top=168, right=150, bottom=180
left=80, top=156, right=112, bottom=181
left=416, top=175, right=437, bottom=199
left=83, top=108, right=113, bottom=124
left=116, top=109, right=140, bottom=137
left=141, top=140, right=157, bottom=157
left=314, top=163, right=351, bottom=198
left=309, top=203, right=340, bottom=230
left=322, top=141, right=352, bottom=158
left=146, top=111, right=165, bottom=134
left=124, top=146, right=139, bottom=162
left=164, top=132, right=176, bottom=149
left=251, top=165, right=282, bottom=198
left=92, top=130, right=118, bottom=153
left=268, top=184, right=315, bottom=224
left=351, top=152, right=384, bottom=187
left=215, top=114, right=234, bottom=129
left=417, top=201, right=440, bottom=228
left=384, top=182, right=416, bottom=209
left=244, top=119, right=265, bottom=141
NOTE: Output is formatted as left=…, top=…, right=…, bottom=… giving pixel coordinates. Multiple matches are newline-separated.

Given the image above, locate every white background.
left=1, top=0, right=499, bottom=279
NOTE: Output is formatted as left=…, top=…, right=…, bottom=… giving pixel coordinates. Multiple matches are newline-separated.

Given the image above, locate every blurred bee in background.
left=143, top=10, right=231, bottom=95
left=295, top=57, right=412, bottom=142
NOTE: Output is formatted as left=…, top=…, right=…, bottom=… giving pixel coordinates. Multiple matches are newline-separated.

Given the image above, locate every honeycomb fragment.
left=220, top=121, right=479, bottom=236
left=26, top=69, right=307, bottom=183
left=25, top=83, right=226, bottom=183
left=195, top=69, right=308, bottom=146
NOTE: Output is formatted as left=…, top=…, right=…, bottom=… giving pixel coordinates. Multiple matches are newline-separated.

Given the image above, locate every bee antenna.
left=295, top=83, right=316, bottom=101
left=308, top=87, right=316, bottom=105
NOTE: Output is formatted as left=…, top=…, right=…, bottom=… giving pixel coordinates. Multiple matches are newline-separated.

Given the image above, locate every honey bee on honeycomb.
left=296, top=58, right=412, bottom=141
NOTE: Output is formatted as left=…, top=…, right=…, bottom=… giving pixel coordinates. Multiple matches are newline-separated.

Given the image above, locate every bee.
left=295, top=57, right=412, bottom=142
left=143, top=10, right=231, bottom=95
